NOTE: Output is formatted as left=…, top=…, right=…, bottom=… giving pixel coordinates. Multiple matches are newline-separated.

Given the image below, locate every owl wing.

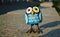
left=39, top=12, right=43, bottom=22
left=25, top=14, right=28, bottom=24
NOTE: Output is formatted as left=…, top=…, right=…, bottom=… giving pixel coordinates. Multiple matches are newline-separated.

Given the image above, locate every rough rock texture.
left=0, top=8, right=60, bottom=37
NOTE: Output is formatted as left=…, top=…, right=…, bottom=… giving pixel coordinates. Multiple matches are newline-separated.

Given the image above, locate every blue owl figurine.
left=25, top=6, right=43, bottom=33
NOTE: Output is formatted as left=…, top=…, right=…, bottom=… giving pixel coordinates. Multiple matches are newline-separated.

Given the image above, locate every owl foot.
left=37, top=28, right=43, bottom=34
left=26, top=28, right=36, bottom=33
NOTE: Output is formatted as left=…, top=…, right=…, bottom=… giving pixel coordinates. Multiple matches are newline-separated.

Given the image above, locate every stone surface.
left=0, top=8, right=60, bottom=37
left=40, top=2, right=53, bottom=7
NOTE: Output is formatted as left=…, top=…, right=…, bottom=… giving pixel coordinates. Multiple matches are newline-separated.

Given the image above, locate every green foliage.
left=54, top=0, right=60, bottom=15
left=55, top=0, right=60, bottom=6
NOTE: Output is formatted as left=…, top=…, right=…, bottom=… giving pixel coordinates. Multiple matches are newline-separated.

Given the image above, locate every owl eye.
left=26, top=7, right=32, bottom=14
left=33, top=6, right=39, bottom=13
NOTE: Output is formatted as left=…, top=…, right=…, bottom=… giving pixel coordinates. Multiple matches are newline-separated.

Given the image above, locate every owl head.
left=26, top=6, right=40, bottom=14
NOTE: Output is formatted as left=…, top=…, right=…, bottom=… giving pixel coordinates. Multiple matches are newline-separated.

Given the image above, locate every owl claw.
left=26, top=28, right=36, bottom=33
left=37, top=29, right=43, bottom=34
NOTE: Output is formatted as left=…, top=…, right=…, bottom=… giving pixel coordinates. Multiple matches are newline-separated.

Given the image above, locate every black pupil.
left=28, top=9, right=30, bottom=11
left=35, top=8, right=37, bottom=10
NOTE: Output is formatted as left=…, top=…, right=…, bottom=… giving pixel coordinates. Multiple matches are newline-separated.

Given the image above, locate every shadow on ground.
left=40, top=21, right=60, bottom=28
left=39, top=29, right=60, bottom=37
left=0, top=2, right=40, bottom=15
left=39, top=21, right=60, bottom=37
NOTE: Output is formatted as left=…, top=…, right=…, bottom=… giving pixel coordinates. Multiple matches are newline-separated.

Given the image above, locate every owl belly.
left=28, top=14, right=40, bottom=24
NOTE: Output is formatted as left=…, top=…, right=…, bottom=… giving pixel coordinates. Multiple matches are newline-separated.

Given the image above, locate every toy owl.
left=25, top=6, right=43, bottom=33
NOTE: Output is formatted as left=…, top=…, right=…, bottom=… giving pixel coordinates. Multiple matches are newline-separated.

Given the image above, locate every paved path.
left=0, top=8, right=60, bottom=37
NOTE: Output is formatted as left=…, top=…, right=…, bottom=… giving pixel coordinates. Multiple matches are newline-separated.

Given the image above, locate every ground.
left=0, top=7, right=60, bottom=37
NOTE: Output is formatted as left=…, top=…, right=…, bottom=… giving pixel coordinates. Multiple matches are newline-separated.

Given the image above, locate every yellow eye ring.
left=33, top=6, right=39, bottom=13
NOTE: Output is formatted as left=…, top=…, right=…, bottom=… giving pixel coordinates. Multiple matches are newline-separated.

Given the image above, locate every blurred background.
left=0, top=0, right=60, bottom=15
left=0, top=0, right=60, bottom=37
